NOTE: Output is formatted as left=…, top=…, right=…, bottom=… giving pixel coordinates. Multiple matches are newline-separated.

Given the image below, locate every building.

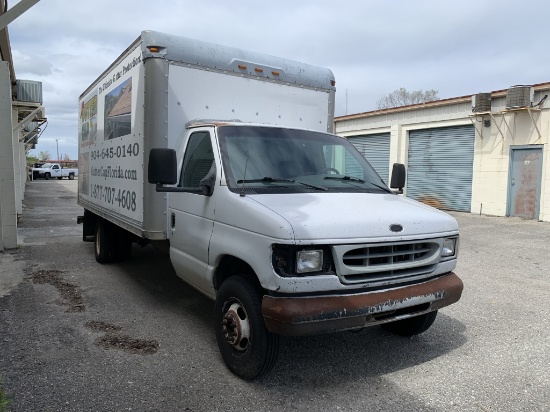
left=335, top=83, right=550, bottom=221
left=1, top=0, right=46, bottom=250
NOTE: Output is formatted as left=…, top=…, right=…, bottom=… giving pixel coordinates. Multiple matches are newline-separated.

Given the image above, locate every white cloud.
left=8, top=0, right=550, bottom=159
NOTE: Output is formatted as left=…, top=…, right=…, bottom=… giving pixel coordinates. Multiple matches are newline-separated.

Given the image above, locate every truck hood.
left=249, top=192, right=458, bottom=241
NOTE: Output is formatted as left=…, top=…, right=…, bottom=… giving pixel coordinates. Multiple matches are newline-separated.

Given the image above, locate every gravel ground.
left=0, top=179, right=548, bottom=411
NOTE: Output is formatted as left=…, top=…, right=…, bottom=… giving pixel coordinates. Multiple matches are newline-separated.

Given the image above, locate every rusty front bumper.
left=262, top=272, right=463, bottom=336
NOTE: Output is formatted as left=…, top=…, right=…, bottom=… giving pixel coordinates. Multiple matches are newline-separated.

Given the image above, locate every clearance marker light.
left=271, top=71, right=280, bottom=76
left=147, top=46, right=162, bottom=53
left=254, top=67, right=264, bottom=73
left=238, top=64, right=247, bottom=70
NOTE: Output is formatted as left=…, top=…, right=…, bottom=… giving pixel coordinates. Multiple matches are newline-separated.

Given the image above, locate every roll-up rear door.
left=407, top=125, right=474, bottom=212
left=347, top=133, right=391, bottom=183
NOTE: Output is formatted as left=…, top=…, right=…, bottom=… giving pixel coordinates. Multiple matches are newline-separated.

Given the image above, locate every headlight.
left=272, top=245, right=334, bottom=277
left=296, top=250, right=323, bottom=273
left=441, top=237, right=458, bottom=259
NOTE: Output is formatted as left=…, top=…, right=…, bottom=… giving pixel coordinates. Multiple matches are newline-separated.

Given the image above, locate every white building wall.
left=12, top=110, right=23, bottom=215
left=335, top=86, right=550, bottom=221
left=0, top=61, right=17, bottom=249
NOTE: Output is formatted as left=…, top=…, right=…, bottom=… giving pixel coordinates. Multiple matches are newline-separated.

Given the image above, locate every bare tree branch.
left=377, top=87, right=439, bottom=109
left=38, top=150, right=52, bottom=161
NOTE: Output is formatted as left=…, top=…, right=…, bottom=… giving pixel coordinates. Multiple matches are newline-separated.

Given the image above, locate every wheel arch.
left=213, top=255, right=262, bottom=292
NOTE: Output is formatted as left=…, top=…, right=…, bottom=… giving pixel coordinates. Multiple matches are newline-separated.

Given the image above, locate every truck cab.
left=148, top=122, right=463, bottom=379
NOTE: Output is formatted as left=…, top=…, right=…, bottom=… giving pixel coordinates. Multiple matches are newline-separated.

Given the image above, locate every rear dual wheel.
left=94, top=219, right=133, bottom=263
left=95, top=220, right=116, bottom=263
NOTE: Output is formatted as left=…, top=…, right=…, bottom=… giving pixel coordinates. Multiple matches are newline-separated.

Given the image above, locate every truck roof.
left=81, top=31, right=335, bottom=99
left=185, top=120, right=336, bottom=136
left=141, top=31, right=335, bottom=91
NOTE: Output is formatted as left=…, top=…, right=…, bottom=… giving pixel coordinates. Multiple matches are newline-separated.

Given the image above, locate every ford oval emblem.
left=390, top=224, right=403, bottom=233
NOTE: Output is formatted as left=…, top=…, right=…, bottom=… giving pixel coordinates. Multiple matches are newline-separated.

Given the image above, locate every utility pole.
left=56, top=139, right=59, bottom=161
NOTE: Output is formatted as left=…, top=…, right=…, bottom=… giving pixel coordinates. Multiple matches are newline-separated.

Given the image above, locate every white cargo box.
left=78, top=30, right=336, bottom=239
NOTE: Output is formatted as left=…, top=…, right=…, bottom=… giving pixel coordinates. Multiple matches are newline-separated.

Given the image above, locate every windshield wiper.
left=237, top=176, right=328, bottom=191
left=324, top=176, right=392, bottom=193
left=238, top=177, right=294, bottom=184
left=324, top=175, right=365, bottom=183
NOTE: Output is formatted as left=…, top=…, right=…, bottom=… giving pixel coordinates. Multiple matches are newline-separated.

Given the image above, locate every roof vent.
left=505, top=85, right=533, bottom=109
left=472, top=93, right=491, bottom=112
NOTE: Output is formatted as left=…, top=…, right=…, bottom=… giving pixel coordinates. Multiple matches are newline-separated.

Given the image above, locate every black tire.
left=215, top=276, right=279, bottom=380
left=114, top=228, right=133, bottom=261
left=44, top=173, right=50, bottom=180
left=68, top=173, right=75, bottom=180
left=95, top=220, right=116, bottom=263
left=380, top=310, right=438, bottom=336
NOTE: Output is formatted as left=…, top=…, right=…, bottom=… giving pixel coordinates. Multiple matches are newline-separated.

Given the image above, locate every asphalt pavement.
left=0, top=179, right=548, bottom=411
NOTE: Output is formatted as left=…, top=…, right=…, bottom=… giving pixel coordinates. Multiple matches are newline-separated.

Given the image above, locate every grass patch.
left=0, top=375, right=10, bottom=412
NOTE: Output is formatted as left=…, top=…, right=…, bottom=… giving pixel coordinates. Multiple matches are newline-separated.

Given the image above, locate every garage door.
left=407, top=125, right=474, bottom=212
left=347, top=133, right=391, bottom=183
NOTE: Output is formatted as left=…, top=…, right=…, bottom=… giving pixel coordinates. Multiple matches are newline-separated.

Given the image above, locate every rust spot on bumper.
left=262, top=273, right=463, bottom=336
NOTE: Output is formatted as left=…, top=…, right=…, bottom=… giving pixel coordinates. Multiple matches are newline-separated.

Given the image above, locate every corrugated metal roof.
left=335, top=82, right=550, bottom=122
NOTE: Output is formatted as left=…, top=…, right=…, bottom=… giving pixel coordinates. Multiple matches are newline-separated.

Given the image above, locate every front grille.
left=333, top=240, right=441, bottom=285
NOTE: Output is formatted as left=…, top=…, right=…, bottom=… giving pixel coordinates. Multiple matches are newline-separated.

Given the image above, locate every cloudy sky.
left=8, top=0, right=550, bottom=160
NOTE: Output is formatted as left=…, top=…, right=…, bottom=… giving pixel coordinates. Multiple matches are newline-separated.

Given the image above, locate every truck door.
left=52, top=164, right=61, bottom=177
left=168, top=130, right=217, bottom=296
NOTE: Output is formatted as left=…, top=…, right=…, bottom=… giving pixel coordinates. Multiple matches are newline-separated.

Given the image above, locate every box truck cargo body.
left=78, top=31, right=463, bottom=379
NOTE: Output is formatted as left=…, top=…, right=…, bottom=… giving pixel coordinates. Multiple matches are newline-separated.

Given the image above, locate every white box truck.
left=78, top=31, right=463, bottom=379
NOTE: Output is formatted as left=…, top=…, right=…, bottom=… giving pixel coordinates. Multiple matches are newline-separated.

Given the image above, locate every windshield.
left=217, top=125, right=389, bottom=194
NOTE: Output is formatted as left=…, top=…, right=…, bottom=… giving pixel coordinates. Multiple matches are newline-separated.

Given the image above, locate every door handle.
left=171, top=213, right=176, bottom=229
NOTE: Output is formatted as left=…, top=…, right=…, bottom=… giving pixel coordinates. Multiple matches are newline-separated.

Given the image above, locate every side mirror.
left=148, top=148, right=177, bottom=185
left=390, top=163, right=406, bottom=194
left=148, top=148, right=215, bottom=196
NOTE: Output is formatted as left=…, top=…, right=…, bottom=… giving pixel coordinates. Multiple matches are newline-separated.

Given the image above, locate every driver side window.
left=180, top=132, right=214, bottom=188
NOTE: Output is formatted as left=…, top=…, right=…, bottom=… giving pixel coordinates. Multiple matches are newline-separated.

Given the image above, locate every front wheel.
left=380, top=310, right=438, bottom=336
left=215, top=276, right=279, bottom=379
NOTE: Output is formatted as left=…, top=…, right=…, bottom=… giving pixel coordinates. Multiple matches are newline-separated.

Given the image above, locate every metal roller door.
left=347, top=133, right=391, bottom=183
left=407, top=125, right=474, bottom=212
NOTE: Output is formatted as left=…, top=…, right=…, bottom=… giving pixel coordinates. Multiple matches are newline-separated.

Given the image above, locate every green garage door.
left=348, top=133, right=391, bottom=184
left=407, top=125, right=474, bottom=212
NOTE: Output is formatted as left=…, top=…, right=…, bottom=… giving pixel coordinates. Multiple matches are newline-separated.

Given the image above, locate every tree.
left=38, top=150, right=52, bottom=161
left=62, top=153, right=71, bottom=161
left=377, top=87, right=439, bottom=110
left=26, top=153, right=39, bottom=165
